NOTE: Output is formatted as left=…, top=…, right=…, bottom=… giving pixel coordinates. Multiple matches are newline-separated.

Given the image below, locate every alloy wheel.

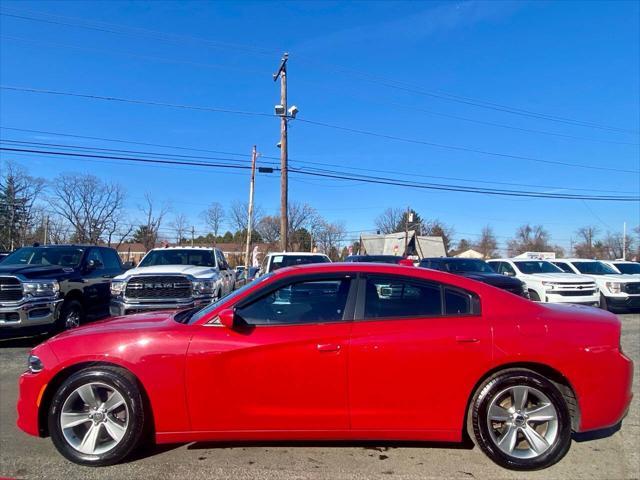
left=60, top=382, right=129, bottom=455
left=486, top=385, right=558, bottom=459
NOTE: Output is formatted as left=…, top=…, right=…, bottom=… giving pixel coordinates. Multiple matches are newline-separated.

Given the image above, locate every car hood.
left=116, top=264, right=219, bottom=279
left=0, top=264, right=75, bottom=279
left=459, top=272, right=523, bottom=287
left=52, top=310, right=179, bottom=340
left=521, top=272, right=594, bottom=282
left=574, top=273, right=637, bottom=283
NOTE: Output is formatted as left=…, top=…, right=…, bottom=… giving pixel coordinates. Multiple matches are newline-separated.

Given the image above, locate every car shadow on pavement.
left=572, top=422, right=621, bottom=442
left=0, top=335, right=48, bottom=348
left=185, top=439, right=476, bottom=451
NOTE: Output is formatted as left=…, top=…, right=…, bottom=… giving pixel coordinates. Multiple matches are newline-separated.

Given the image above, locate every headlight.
left=193, top=279, right=215, bottom=295
left=606, top=282, right=623, bottom=294
left=28, top=354, right=43, bottom=373
left=23, top=280, right=59, bottom=298
left=110, top=280, right=126, bottom=296
left=541, top=281, right=557, bottom=290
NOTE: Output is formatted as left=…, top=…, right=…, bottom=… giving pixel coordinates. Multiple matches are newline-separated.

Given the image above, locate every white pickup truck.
left=551, top=258, right=640, bottom=312
left=487, top=259, right=599, bottom=306
left=110, top=247, right=235, bottom=316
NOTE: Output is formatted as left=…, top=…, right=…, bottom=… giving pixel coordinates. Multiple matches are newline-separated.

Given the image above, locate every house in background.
left=454, top=249, right=485, bottom=259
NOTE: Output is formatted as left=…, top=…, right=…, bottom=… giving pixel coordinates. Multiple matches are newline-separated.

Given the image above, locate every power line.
left=0, top=85, right=274, bottom=118
left=2, top=145, right=638, bottom=202
left=3, top=7, right=635, bottom=135
left=2, top=133, right=635, bottom=194
left=3, top=87, right=635, bottom=175
left=294, top=58, right=639, bottom=135
left=294, top=117, right=639, bottom=174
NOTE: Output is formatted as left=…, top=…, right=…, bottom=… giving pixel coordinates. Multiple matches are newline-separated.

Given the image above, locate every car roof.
left=149, top=246, right=217, bottom=251
left=267, top=251, right=329, bottom=257
left=422, top=257, right=480, bottom=261
left=555, top=258, right=604, bottom=262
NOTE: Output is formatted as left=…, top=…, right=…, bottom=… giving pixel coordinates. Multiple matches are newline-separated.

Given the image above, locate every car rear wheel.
left=470, top=369, right=571, bottom=470
left=48, top=367, right=145, bottom=466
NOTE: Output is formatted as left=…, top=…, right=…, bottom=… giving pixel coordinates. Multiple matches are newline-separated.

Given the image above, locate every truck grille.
left=625, top=282, right=640, bottom=295
left=0, top=277, right=23, bottom=302
left=125, top=275, right=192, bottom=300
left=553, top=282, right=597, bottom=296
left=556, top=289, right=597, bottom=297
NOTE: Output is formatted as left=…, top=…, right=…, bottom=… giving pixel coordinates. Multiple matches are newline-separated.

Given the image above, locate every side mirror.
left=398, top=259, right=414, bottom=267
left=86, top=259, right=102, bottom=271
left=217, top=308, right=235, bottom=329
left=504, top=271, right=515, bottom=277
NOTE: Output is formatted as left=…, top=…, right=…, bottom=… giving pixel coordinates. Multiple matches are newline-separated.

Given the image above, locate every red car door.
left=186, top=274, right=355, bottom=434
left=348, top=274, right=492, bottom=438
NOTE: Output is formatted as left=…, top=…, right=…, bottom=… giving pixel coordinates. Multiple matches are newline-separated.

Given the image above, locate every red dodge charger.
left=17, top=263, right=633, bottom=470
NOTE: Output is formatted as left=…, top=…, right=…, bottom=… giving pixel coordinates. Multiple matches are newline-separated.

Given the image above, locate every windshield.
left=1, top=247, right=84, bottom=267
left=441, top=259, right=495, bottom=273
left=269, top=254, right=330, bottom=272
left=139, top=249, right=216, bottom=267
left=514, top=261, right=563, bottom=274
left=187, top=273, right=274, bottom=324
left=573, top=261, right=618, bottom=275
left=615, top=263, right=640, bottom=274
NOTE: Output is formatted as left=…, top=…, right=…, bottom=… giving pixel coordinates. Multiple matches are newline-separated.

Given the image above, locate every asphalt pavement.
left=0, top=314, right=638, bottom=480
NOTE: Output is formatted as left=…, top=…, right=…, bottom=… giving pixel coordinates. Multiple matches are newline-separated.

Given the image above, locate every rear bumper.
left=575, top=349, right=634, bottom=432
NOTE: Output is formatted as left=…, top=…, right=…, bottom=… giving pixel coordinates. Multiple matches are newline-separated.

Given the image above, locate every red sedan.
left=17, top=263, right=633, bottom=470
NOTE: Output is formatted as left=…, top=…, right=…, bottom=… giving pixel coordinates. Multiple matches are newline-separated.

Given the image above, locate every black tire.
left=48, top=366, right=146, bottom=466
left=528, top=290, right=541, bottom=302
left=57, top=300, right=84, bottom=331
left=470, top=369, right=571, bottom=470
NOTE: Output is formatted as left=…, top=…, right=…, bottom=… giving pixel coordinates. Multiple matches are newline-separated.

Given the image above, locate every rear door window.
left=363, top=276, right=442, bottom=319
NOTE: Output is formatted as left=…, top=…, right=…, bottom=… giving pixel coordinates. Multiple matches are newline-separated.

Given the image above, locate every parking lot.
left=0, top=314, right=637, bottom=480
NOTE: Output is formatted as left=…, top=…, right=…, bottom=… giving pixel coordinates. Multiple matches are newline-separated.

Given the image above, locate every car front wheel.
left=470, top=369, right=572, bottom=470
left=48, top=367, right=145, bottom=466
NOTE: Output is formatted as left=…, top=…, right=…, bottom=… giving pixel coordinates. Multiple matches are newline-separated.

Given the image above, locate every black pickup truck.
left=419, top=257, right=529, bottom=298
left=0, top=244, right=123, bottom=337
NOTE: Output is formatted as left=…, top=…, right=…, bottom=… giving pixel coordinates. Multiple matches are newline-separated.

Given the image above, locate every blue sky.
left=1, top=0, right=638, bottom=252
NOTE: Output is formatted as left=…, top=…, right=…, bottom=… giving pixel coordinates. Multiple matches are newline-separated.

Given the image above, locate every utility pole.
left=274, top=52, right=289, bottom=252
left=623, top=221, right=627, bottom=260
left=245, top=145, right=257, bottom=270
left=191, top=226, right=195, bottom=247
left=43, top=215, right=49, bottom=245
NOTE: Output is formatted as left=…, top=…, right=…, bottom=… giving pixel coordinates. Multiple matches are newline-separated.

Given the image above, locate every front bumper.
left=544, top=291, right=600, bottom=306
left=110, top=296, right=214, bottom=316
left=0, top=298, right=62, bottom=330
left=606, top=294, right=640, bottom=310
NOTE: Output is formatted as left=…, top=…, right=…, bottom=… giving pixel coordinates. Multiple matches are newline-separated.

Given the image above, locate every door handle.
left=317, top=343, right=341, bottom=352
left=455, top=336, right=479, bottom=343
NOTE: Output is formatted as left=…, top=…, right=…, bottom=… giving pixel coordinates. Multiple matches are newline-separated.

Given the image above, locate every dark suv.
left=0, top=245, right=123, bottom=337
left=419, top=257, right=529, bottom=298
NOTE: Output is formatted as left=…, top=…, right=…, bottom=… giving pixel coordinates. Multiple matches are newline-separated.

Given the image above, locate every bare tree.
left=256, top=215, right=280, bottom=244
left=374, top=207, right=403, bottom=234
left=138, top=193, right=169, bottom=251
left=0, top=161, right=46, bottom=249
left=423, top=219, right=455, bottom=255
left=228, top=201, right=263, bottom=244
left=314, top=220, right=346, bottom=260
left=507, top=224, right=562, bottom=257
left=201, top=202, right=225, bottom=241
left=474, top=225, right=498, bottom=259
left=170, top=213, right=190, bottom=245
left=50, top=173, right=126, bottom=244
left=574, top=226, right=600, bottom=258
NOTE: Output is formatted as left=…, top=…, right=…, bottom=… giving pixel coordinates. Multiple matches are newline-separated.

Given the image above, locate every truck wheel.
left=58, top=300, right=84, bottom=331
left=528, top=290, right=541, bottom=302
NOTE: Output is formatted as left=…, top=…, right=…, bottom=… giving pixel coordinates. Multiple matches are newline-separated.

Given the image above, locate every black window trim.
left=232, top=272, right=360, bottom=327
left=354, top=273, right=481, bottom=322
